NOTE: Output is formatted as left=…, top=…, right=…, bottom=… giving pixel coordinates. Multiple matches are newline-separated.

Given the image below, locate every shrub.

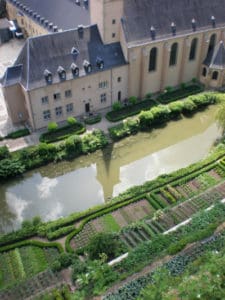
left=0, top=158, right=25, bottom=179
left=112, top=101, right=123, bottom=111
left=67, top=116, right=77, bottom=126
left=87, top=232, right=125, bottom=261
left=129, top=96, right=138, bottom=105
left=0, top=145, right=10, bottom=160
left=145, top=93, right=152, bottom=99
left=182, top=99, right=197, bottom=115
left=65, top=135, right=82, bottom=157
left=84, top=114, right=102, bottom=125
left=47, top=122, right=58, bottom=132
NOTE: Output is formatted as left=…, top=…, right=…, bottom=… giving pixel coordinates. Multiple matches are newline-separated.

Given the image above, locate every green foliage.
left=84, top=114, right=102, bottom=125
left=109, top=118, right=140, bottom=140
left=87, top=232, right=125, bottom=260
left=129, top=96, right=138, bottom=105
left=112, top=101, right=123, bottom=111
left=65, top=135, right=82, bottom=157
left=67, top=116, right=77, bottom=126
left=158, top=83, right=204, bottom=104
left=40, top=122, right=85, bottom=143
left=47, top=122, right=58, bottom=132
left=0, top=158, right=25, bottom=179
left=0, top=145, right=10, bottom=161
left=6, top=128, right=30, bottom=139
left=216, top=101, right=225, bottom=134
left=182, top=99, right=197, bottom=115
left=106, top=99, right=157, bottom=122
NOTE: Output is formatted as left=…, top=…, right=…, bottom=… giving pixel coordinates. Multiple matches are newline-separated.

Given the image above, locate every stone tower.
left=90, top=0, right=124, bottom=44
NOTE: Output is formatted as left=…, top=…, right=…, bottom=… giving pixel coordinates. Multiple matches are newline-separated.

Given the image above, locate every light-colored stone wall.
left=2, top=84, right=28, bottom=124
left=90, top=0, right=123, bottom=44
left=28, top=65, right=128, bottom=129
left=127, top=28, right=224, bottom=98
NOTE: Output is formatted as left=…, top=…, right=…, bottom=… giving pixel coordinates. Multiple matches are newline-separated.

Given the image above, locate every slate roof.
left=6, top=0, right=90, bottom=31
left=2, top=25, right=127, bottom=90
left=122, top=0, right=225, bottom=44
left=204, top=41, right=225, bottom=69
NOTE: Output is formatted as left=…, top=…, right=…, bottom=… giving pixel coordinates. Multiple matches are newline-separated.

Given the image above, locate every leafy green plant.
left=67, top=116, right=77, bottom=126
left=112, top=101, right=123, bottom=111
left=6, top=128, right=30, bottom=139
left=47, top=122, right=58, bottom=132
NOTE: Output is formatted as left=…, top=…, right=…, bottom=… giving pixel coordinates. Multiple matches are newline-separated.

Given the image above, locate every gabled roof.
left=3, top=25, right=127, bottom=90
left=2, top=65, right=23, bottom=86
left=122, top=0, right=225, bottom=44
left=204, top=41, right=225, bottom=69
left=6, top=0, right=90, bottom=31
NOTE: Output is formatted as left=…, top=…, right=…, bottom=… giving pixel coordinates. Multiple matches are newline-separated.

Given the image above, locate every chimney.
left=150, top=26, right=156, bottom=40
left=211, top=16, right=216, bottom=28
left=191, top=19, right=196, bottom=31
left=171, top=22, right=176, bottom=36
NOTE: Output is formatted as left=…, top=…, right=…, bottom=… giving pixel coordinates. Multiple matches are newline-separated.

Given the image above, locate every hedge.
left=106, top=99, right=157, bottom=122
left=5, top=128, right=30, bottom=139
left=39, top=122, right=86, bottom=143
left=0, top=239, right=64, bottom=253
left=157, top=84, right=204, bottom=104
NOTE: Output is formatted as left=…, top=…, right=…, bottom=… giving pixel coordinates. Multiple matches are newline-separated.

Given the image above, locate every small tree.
left=112, top=101, right=122, bottom=111
left=87, top=232, right=122, bottom=261
left=47, top=122, right=58, bottom=132
left=67, top=116, right=77, bottom=126
left=145, top=92, right=152, bottom=99
left=0, top=145, right=10, bottom=160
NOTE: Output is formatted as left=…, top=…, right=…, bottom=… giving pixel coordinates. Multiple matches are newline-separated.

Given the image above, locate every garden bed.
left=106, top=99, right=158, bottom=122
left=39, top=122, right=86, bottom=143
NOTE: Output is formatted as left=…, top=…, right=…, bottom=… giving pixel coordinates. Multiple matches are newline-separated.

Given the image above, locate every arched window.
left=149, top=47, right=157, bottom=71
left=189, top=38, right=198, bottom=60
left=207, top=34, right=216, bottom=57
left=202, top=67, right=207, bottom=77
left=169, top=43, right=178, bottom=66
left=212, top=71, right=218, bottom=80
left=118, top=91, right=121, bottom=101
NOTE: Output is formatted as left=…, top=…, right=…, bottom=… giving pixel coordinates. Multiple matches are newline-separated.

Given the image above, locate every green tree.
left=112, top=101, right=122, bottom=111
left=87, top=232, right=122, bottom=260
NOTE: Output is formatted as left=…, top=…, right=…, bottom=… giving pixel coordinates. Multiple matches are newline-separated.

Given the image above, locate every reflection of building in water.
left=3, top=0, right=225, bottom=130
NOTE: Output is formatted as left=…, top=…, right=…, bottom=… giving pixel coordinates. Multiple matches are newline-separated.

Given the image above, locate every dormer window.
left=44, top=69, right=52, bottom=84
left=57, top=66, right=66, bottom=80
left=71, top=63, right=79, bottom=77
left=96, top=57, right=104, bottom=69
left=83, top=60, right=92, bottom=73
left=71, top=47, right=79, bottom=56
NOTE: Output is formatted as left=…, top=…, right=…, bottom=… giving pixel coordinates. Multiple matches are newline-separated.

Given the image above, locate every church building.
left=1, top=0, right=225, bottom=130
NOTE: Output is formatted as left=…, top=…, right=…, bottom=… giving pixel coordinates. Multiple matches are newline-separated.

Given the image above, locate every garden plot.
left=0, top=269, right=63, bottom=300
left=0, top=246, right=59, bottom=290
left=72, top=199, right=154, bottom=250
left=119, top=181, right=225, bottom=249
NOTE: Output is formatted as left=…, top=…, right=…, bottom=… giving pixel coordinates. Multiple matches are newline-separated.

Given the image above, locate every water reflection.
left=0, top=106, right=222, bottom=233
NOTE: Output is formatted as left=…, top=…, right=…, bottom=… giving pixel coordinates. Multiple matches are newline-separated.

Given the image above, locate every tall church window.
left=169, top=43, right=178, bottom=66
left=207, top=34, right=216, bottom=57
left=189, top=38, right=198, bottom=60
left=202, top=67, right=207, bottom=77
left=212, top=71, right=218, bottom=80
left=149, top=47, right=157, bottom=71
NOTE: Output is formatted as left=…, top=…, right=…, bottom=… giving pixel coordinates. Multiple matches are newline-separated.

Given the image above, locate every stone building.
left=2, top=0, right=225, bottom=130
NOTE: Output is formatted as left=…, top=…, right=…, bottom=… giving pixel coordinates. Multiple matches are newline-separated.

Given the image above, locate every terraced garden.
left=71, top=199, right=153, bottom=250
left=0, top=245, right=60, bottom=291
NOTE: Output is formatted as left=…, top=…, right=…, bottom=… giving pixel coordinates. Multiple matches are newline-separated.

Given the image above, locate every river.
left=0, top=106, right=222, bottom=233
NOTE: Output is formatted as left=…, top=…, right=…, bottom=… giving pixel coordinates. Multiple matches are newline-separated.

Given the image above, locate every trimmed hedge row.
left=109, top=93, right=217, bottom=141
left=0, top=239, right=64, bottom=253
left=5, top=128, right=30, bottom=139
left=39, top=122, right=86, bottom=143
left=157, top=83, right=204, bottom=104
left=106, top=99, right=157, bottom=122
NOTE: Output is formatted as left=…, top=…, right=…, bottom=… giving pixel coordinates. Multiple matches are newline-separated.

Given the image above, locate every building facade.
left=2, top=0, right=225, bottom=130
